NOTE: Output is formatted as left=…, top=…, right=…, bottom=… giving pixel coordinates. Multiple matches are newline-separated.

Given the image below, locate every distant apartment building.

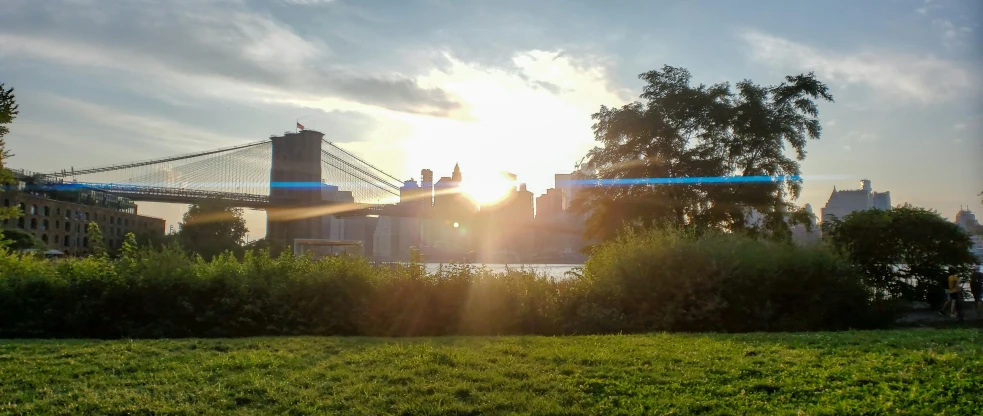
left=535, top=188, right=564, bottom=220
left=820, top=179, right=891, bottom=222
left=955, top=208, right=983, bottom=262
left=2, top=181, right=166, bottom=255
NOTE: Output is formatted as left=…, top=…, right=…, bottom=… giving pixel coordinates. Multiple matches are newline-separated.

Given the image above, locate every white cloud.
left=44, top=95, right=250, bottom=151
left=826, top=119, right=837, bottom=127
left=844, top=131, right=880, bottom=143
left=843, top=145, right=852, bottom=152
left=280, top=0, right=335, bottom=4
left=739, top=30, right=978, bottom=105
left=0, top=2, right=463, bottom=117
left=932, top=19, right=973, bottom=48
left=954, top=123, right=967, bottom=131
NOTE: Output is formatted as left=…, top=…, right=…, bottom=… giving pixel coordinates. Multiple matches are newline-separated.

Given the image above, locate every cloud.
left=932, top=19, right=974, bottom=48
left=43, top=95, right=251, bottom=151
left=280, top=0, right=335, bottom=4
left=954, top=123, right=967, bottom=131
left=843, top=145, right=852, bottom=152
left=826, top=119, right=837, bottom=127
left=917, top=4, right=941, bottom=15
left=0, top=0, right=463, bottom=118
left=844, top=131, right=880, bottom=143
left=739, top=30, right=978, bottom=105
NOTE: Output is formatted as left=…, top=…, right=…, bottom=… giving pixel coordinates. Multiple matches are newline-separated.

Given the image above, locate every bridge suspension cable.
left=29, top=136, right=406, bottom=206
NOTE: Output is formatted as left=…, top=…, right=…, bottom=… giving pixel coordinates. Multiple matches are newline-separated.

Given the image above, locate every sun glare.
left=461, top=172, right=516, bottom=206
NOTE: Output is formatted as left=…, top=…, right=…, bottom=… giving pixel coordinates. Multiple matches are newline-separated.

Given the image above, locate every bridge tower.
left=266, top=129, right=326, bottom=246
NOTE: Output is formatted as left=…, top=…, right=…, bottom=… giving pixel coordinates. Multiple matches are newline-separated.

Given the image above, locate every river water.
left=422, top=263, right=583, bottom=280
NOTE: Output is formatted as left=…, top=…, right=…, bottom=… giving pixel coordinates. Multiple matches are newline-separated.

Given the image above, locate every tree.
left=822, top=204, right=977, bottom=307
left=243, top=237, right=288, bottom=257
left=87, top=222, right=108, bottom=257
left=0, top=83, right=20, bottom=246
left=572, top=66, right=833, bottom=241
left=0, top=228, right=46, bottom=251
left=177, top=202, right=248, bottom=260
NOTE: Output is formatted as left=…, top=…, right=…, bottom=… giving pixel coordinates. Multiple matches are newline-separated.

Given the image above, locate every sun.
left=460, top=171, right=516, bottom=206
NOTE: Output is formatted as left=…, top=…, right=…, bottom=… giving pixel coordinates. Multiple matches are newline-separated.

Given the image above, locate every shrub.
left=0, top=230, right=901, bottom=339
left=573, top=228, right=901, bottom=333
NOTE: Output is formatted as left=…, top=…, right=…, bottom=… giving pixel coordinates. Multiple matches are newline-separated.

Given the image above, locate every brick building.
left=2, top=190, right=165, bottom=256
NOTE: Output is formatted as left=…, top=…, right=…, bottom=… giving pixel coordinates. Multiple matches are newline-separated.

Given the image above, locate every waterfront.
left=422, top=263, right=582, bottom=280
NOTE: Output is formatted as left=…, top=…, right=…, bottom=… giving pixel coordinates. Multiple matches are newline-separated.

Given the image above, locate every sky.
left=1, top=0, right=981, bottom=240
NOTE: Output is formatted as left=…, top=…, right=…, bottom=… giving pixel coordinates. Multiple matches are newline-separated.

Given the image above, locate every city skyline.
left=1, top=0, right=981, bottom=239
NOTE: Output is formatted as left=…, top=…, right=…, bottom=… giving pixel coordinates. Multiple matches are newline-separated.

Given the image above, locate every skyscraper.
left=820, top=179, right=892, bottom=222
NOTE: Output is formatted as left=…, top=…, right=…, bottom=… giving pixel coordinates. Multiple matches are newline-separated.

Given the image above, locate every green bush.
left=0, top=230, right=900, bottom=338
left=573, top=228, right=901, bottom=333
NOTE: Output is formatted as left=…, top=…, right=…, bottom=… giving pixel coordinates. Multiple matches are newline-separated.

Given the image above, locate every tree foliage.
left=0, top=228, right=46, bottom=251
left=176, top=202, right=248, bottom=260
left=87, top=222, right=108, bottom=257
left=0, top=83, right=20, bottom=246
left=244, top=237, right=288, bottom=257
left=822, top=204, right=977, bottom=306
left=572, top=66, right=833, bottom=241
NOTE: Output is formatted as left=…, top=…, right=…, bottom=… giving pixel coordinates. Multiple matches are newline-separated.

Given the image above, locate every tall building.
left=955, top=209, right=983, bottom=262
left=430, top=163, right=474, bottom=254
left=956, top=209, right=981, bottom=231
left=820, top=179, right=892, bottom=222
left=554, top=173, right=574, bottom=210
left=535, top=188, right=564, bottom=220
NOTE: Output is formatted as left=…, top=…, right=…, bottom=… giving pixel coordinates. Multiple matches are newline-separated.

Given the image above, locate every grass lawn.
left=2, top=330, right=981, bottom=415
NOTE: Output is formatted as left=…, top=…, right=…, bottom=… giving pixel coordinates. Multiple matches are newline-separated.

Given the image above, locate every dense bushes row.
left=0, top=230, right=901, bottom=338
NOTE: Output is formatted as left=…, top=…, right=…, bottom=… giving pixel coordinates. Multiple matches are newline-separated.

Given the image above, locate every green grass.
left=2, top=330, right=981, bottom=415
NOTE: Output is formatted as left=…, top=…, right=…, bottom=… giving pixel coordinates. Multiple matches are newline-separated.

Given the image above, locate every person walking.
left=947, top=268, right=963, bottom=321
left=970, top=265, right=983, bottom=319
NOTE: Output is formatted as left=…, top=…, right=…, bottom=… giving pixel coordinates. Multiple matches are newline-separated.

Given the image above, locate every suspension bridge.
left=28, top=133, right=402, bottom=209
left=15, top=130, right=586, bottom=246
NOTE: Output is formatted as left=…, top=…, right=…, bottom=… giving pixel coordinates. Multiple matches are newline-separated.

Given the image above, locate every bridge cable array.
left=31, top=138, right=406, bottom=206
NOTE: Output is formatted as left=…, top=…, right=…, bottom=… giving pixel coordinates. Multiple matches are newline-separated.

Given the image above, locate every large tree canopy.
left=177, top=203, right=248, bottom=260
left=572, top=66, right=832, bottom=241
left=822, top=204, right=977, bottom=306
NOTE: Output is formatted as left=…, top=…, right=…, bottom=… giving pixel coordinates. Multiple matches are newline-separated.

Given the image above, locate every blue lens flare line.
left=24, top=175, right=849, bottom=192
left=558, top=175, right=848, bottom=188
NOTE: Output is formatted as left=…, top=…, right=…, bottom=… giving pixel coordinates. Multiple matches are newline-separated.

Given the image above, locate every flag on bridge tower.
left=296, top=121, right=305, bottom=131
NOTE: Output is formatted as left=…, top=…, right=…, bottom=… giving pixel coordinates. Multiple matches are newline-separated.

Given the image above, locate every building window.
left=29, top=218, right=37, bottom=229
left=55, top=220, right=60, bottom=229
left=18, top=203, right=25, bottom=213
left=83, top=237, right=89, bottom=248
left=30, top=205, right=37, bottom=215
left=65, top=221, right=71, bottom=232
left=17, top=217, right=24, bottom=228
left=110, top=216, right=114, bottom=225
left=63, top=235, right=70, bottom=246
left=76, top=223, right=82, bottom=232
left=41, top=219, right=48, bottom=230
left=57, top=208, right=61, bottom=215
left=117, top=217, right=122, bottom=226
left=41, top=234, right=48, bottom=244
left=66, top=209, right=72, bottom=219
left=2, top=199, right=8, bottom=207
left=43, top=206, right=50, bottom=216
